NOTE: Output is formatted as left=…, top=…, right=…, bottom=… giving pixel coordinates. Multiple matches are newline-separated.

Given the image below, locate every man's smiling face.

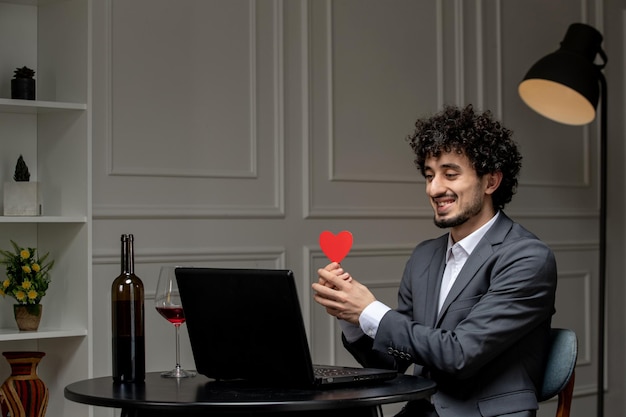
left=423, top=150, right=500, bottom=241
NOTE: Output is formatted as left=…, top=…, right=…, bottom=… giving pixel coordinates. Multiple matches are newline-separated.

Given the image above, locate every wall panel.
left=94, top=0, right=284, bottom=218
left=306, top=0, right=439, bottom=218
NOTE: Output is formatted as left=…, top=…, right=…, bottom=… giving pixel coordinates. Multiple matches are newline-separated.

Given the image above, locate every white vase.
left=3, top=181, right=40, bottom=216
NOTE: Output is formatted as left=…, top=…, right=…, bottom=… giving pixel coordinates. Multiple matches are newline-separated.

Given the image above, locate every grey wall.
left=91, top=1, right=626, bottom=416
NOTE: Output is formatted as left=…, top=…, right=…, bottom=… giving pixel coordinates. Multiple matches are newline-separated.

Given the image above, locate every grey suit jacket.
left=343, top=213, right=557, bottom=417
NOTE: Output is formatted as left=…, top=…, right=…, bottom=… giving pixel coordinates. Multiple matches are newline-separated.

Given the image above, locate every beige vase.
left=13, top=305, right=42, bottom=331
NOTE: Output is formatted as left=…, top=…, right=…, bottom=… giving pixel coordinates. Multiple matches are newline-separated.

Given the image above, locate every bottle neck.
left=120, top=235, right=129, bottom=275
left=127, top=235, right=135, bottom=275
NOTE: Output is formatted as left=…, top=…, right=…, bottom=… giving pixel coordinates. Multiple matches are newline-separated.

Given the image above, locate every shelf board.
left=0, top=98, right=86, bottom=114
left=0, top=215, right=87, bottom=223
left=0, top=0, right=37, bottom=5
left=0, top=327, right=87, bottom=341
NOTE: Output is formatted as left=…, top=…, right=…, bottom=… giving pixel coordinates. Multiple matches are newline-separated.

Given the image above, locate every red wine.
left=111, top=234, right=145, bottom=383
left=156, top=306, right=186, bottom=325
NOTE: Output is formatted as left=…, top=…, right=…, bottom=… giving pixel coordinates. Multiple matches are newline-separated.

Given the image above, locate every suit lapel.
left=435, top=213, right=513, bottom=325
left=426, top=238, right=447, bottom=327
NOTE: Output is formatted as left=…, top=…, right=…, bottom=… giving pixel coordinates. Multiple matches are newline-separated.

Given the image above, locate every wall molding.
left=94, top=246, right=286, bottom=266
left=95, top=0, right=285, bottom=219
left=106, top=0, right=259, bottom=179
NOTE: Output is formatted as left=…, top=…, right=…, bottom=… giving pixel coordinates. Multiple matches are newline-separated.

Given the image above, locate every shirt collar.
left=446, top=211, right=500, bottom=258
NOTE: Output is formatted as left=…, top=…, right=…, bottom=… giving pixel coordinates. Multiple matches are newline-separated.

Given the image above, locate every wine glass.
left=154, top=266, right=196, bottom=378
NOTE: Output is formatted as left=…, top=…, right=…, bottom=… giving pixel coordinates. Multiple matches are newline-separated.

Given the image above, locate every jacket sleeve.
left=341, top=332, right=413, bottom=372
left=340, top=242, right=429, bottom=373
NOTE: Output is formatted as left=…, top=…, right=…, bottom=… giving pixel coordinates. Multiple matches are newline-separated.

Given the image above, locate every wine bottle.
left=111, top=234, right=145, bottom=383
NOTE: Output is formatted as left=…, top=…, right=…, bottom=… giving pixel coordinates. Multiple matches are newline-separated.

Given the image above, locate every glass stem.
left=175, top=323, right=181, bottom=370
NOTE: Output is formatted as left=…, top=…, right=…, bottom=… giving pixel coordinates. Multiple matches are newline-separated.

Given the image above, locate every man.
left=313, top=104, right=557, bottom=417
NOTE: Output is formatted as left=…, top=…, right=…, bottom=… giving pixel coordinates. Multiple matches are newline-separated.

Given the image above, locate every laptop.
left=175, top=267, right=398, bottom=387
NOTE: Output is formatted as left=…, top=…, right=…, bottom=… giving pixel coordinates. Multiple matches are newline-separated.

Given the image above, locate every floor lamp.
left=518, top=23, right=607, bottom=417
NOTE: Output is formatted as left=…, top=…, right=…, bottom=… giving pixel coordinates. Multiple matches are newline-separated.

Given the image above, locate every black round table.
left=65, top=372, right=436, bottom=417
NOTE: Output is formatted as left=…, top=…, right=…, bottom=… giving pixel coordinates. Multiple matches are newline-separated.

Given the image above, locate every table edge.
left=64, top=373, right=437, bottom=412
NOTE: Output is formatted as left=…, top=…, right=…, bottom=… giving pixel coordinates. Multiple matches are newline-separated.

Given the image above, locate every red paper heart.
left=319, top=230, right=353, bottom=263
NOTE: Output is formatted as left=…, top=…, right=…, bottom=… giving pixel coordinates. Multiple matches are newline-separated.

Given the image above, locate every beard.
left=433, top=192, right=484, bottom=229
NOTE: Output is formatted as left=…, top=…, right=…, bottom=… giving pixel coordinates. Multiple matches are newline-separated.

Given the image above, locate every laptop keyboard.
left=314, top=366, right=359, bottom=378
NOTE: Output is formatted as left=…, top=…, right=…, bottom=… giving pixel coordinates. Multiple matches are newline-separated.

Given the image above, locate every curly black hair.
left=407, top=104, right=522, bottom=210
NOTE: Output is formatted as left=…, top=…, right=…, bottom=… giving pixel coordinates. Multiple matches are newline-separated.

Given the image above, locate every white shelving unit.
left=0, top=99, right=87, bottom=113
left=0, top=0, right=91, bottom=416
left=0, top=328, right=88, bottom=342
left=0, top=216, right=87, bottom=223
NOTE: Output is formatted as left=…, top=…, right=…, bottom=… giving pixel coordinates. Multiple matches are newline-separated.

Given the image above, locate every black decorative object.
left=11, top=66, right=36, bottom=100
left=4, top=155, right=39, bottom=216
left=14, top=155, right=31, bottom=182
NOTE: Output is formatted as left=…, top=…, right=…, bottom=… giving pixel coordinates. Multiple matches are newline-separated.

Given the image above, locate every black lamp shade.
left=518, top=23, right=604, bottom=125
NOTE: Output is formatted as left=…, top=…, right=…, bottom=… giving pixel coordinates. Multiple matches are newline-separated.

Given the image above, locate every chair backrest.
left=539, top=328, right=577, bottom=417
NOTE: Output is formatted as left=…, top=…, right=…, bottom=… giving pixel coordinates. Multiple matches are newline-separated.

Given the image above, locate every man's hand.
left=312, top=263, right=376, bottom=325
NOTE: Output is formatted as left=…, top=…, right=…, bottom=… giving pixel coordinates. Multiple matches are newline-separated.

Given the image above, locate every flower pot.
left=11, top=78, right=36, bottom=100
left=13, top=305, right=43, bottom=331
left=0, top=351, right=49, bottom=417
left=3, top=182, right=40, bottom=216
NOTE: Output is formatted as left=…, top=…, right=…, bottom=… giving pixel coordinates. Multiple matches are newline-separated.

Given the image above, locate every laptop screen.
left=176, top=267, right=316, bottom=386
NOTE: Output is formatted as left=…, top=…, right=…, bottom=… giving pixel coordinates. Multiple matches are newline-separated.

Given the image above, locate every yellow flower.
left=0, top=241, right=54, bottom=305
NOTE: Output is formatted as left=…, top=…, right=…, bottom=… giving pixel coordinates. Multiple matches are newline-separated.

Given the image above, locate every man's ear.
left=484, top=171, right=503, bottom=195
